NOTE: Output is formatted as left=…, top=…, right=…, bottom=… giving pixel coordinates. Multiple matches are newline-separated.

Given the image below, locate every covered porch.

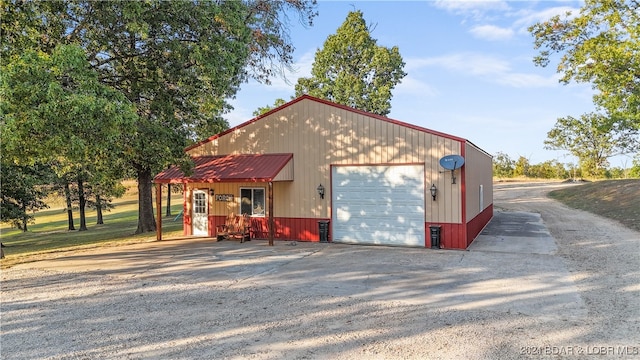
left=153, top=153, right=294, bottom=245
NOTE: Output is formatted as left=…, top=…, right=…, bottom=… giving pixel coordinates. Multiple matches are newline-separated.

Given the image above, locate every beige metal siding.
left=188, top=98, right=463, bottom=223
left=272, top=159, right=294, bottom=182
left=464, top=142, right=493, bottom=220
left=188, top=182, right=271, bottom=216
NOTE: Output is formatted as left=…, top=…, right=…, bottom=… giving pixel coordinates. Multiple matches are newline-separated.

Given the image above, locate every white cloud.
left=434, top=2, right=581, bottom=38
left=513, top=6, right=580, bottom=34
left=433, top=0, right=510, bottom=14
left=406, top=53, right=560, bottom=88
left=470, top=24, right=514, bottom=41
left=395, top=76, right=438, bottom=97
left=432, top=0, right=510, bottom=21
left=497, top=72, right=561, bottom=88
left=410, top=53, right=511, bottom=76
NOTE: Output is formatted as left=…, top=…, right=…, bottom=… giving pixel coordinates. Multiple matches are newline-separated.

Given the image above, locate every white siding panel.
left=332, top=165, right=425, bottom=247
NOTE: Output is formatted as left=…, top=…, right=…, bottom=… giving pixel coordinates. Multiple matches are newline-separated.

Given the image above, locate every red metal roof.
left=154, top=153, right=293, bottom=184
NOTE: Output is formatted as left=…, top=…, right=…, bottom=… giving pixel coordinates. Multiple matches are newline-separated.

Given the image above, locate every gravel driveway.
left=1, top=182, right=639, bottom=359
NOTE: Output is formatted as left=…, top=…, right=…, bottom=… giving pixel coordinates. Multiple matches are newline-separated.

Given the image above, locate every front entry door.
left=192, top=190, right=208, bottom=236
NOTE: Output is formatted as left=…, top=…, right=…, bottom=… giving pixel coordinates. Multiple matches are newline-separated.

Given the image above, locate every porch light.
left=317, top=184, right=325, bottom=199
left=430, top=184, right=437, bottom=201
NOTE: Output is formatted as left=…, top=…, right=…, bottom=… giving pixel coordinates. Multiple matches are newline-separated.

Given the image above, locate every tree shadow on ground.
left=3, top=232, right=634, bottom=359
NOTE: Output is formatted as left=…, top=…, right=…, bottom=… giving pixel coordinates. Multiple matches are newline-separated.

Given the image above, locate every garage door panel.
left=332, top=165, right=425, bottom=247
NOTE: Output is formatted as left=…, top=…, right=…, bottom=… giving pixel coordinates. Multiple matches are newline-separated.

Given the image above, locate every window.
left=194, top=191, right=207, bottom=214
left=241, top=188, right=265, bottom=217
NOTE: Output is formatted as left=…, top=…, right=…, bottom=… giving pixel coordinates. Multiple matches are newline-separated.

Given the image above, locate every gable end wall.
left=187, top=98, right=464, bottom=224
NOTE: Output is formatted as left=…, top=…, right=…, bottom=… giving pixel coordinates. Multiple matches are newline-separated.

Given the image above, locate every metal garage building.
left=154, top=95, right=493, bottom=249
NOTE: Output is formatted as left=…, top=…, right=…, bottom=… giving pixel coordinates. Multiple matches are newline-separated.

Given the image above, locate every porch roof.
left=154, top=153, right=294, bottom=184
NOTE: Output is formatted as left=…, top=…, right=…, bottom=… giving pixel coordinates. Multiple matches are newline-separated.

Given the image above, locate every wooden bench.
left=216, top=213, right=251, bottom=243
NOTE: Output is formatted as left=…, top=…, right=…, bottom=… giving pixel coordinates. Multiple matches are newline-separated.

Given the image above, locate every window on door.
left=194, top=192, right=207, bottom=214
left=241, top=188, right=265, bottom=217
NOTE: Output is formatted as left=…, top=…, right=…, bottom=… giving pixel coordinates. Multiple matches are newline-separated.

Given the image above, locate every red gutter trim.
left=186, top=95, right=469, bottom=152
left=156, top=178, right=293, bottom=184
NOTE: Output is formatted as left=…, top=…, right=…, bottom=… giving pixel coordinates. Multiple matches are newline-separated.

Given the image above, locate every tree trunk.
left=96, top=194, right=104, bottom=225
left=64, top=181, right=76, bottom=230
left=21, top=203, right=28, bottom=232
left=135, top=168, right=156, bottom=234
left=77, top=176, right=88, bottom=231
left=165, top=184, right=172, bottom=217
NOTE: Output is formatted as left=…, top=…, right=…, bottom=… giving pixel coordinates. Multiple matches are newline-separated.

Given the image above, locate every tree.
left=492, top=152, right=515, bottom=178
left=253, top=98, right=287, bottom=116
left=295, top=10, right=406, bottom=116
left=86, top=180, right=126, bottom=225
left=1, top=44, right=138, bottom=231
left=530, top=0, right=640, bottom=131
left=63, top=179, right=76, bottom=230
left=528, top=160, right=569, bottom=179
left=566, top=162, right=583, bottom=179
left=544, top=112, right=639, bottom=177
left=513, top=156, right=531, bottom=177
left=629, top=154, right=640, bottom=178
left=2, top=0, right=318, bottom=234
left=50, top=172, right=78, bottom=231
left=166, top=184, right=173, bottom=218
left=0, top=162, right=50, bottom=231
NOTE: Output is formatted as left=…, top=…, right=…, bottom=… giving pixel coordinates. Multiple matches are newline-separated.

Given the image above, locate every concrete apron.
left=469, top=211, right=558, bottom=255
left=12, top=211, right=586, bottom=321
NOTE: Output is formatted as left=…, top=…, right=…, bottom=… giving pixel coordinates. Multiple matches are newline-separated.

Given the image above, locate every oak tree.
left=295, top=10, right=406, bottom=116
left=2, top=0, right=318, bottom=233
left=0, top=162, right=50, bottom=232
left=1, top=45, right=137, bottom=230
left=530, top=0, right=640, bottom=130
left=492, top=152, right=515, bottom=178
left=253, top=98, right=288, bottom=116
left=544, top=112, right=639, bottom=177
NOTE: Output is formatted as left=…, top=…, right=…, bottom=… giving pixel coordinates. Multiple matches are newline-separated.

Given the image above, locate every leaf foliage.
left=295, top=10, right=406, bottom=116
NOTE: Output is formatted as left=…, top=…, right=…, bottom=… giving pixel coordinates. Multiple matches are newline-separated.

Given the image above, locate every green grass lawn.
left=1, top=186, right=185, bottom=266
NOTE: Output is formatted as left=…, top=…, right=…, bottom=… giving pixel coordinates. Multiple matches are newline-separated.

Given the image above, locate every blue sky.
left=227, top=1, right=629, bottom=167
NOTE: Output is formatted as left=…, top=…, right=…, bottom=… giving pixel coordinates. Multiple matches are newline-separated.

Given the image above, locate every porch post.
left=156, top=183, right=162, bottom=241
left=268, top=181, right=274, bottom=246
left=183, top=183, right=188, bottom=236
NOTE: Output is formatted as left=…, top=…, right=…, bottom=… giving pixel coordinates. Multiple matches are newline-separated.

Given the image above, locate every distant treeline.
left=492, top=152, right=640, bottom=180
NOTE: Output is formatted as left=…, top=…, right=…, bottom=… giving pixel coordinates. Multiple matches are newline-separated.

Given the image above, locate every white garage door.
left=332, top=165, right=425, bottom=247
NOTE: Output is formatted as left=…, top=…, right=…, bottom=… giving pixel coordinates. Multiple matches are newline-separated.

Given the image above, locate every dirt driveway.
left=1, top=182, right=639, bottom=359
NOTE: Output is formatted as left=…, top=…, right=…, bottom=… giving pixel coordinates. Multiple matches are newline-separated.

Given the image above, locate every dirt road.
left=491, top=182, right=640, bottom=352
left=1, top=182, right=638, bottom=359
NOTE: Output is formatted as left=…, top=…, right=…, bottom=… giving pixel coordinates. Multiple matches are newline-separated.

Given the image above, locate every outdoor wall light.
left=317, top=184, right=325, bottom=199
left=430, top=184, right=437, bottom=201
left=209, top=189, right=215, bottom=197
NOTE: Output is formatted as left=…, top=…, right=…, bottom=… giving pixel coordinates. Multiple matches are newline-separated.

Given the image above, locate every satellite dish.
left=439, top=155, right=465, bottom=170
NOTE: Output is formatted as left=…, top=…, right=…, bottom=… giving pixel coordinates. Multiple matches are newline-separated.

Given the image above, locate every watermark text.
left=520, top=345, right=639, bottom=356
